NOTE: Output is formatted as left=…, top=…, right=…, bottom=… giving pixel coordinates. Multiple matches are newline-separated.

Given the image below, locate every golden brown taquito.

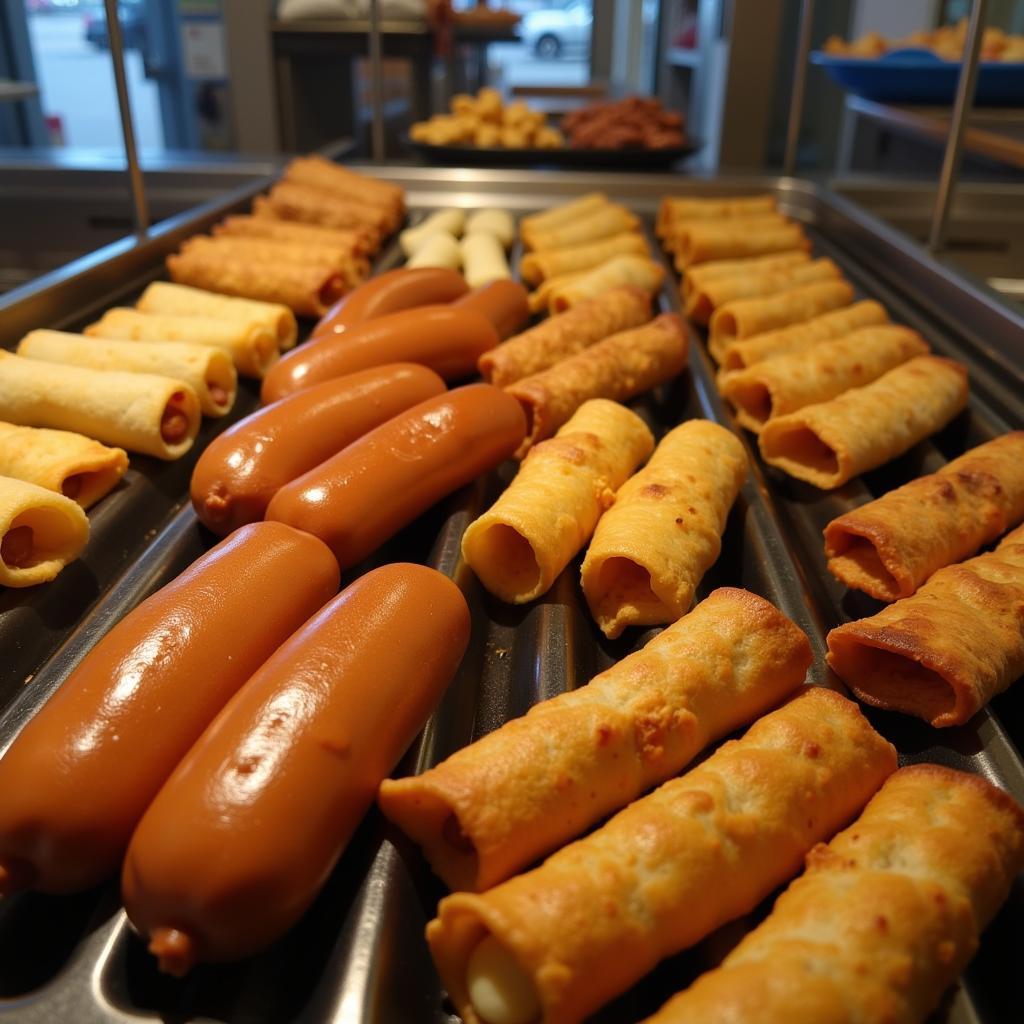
left=519, top=232, right=649, bottom=285
left=479, top=287, right=651, bottom=387
left=825, top=432, right=1024, bottom=601
left=681, top=251, right=811, bottom=304
left=259, top=181, right=390, bottom=236
left=378, top=587, right=812, bottom=893
left=673, top=221, right=809, bottom=268
left=505, top=313, right=689, bottom=456
left=758, top=356, right=968, bottom=489
left=547, top=256, right=665, bottom=313
left=663, top=212, right=789, bottom=252
left=282, top=154, right=404, bottom=220
left=527, top=272, right=583, bottom=315
left=427, top=688, right=896, bottom=1024
left=656, top=194, right=777, bottom=237
left=721, top=325, right=929, bottom=433
left=520, top=193, right=609, bottom=237
left=644, top=765, right=1024, bottom=1024
left=827, top=523, right=1024, bottom=727
left=522, top=203, right=638, bottom=251
left=581, top=420, right=747, bottom=638
left=719, top=299, right=889, bottom=373
left=214, top=213, right=375, bottom=255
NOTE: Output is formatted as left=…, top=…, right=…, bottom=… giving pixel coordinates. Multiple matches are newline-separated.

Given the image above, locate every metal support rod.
left=929, top=0, right=988, bottom=253
left=368, top=0, right=386, bottom=163
left=103, top=0, right=148, bottom=235
left=783, top=0, right=815, bottom=176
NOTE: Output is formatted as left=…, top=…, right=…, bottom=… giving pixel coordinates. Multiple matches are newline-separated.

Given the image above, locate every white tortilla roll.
left=0, top=422, right=127, bottom=509
left=407, top=232, right=462, bottom=271
left=520, top=193, right=608, bottom=237
left=18, top=330, right=237, bottom=418
left=465, top=209, right=515, bottom=249
left=581, top=420, right=748, bottom=638
left=523, top=203, right=639, bottom=252
left=462, top=400, right=654, bottom=604
left=461, top=233, right=511, bottom=288
left=0, top=350, right=200, bottom=461
left=547, top=255, right=665, bottom=313
left=136, top=281, right=297, bottom=351
left=519, top=233, right=649, bottom=286
left=86, top=307, right=278, bottom=379
left=0, top=475, right=89, bottom=588
left=400, top=209, right=466, bottom=257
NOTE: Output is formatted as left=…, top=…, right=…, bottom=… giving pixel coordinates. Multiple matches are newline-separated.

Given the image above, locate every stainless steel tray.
left=0, top=170, right=1022, bottom=1024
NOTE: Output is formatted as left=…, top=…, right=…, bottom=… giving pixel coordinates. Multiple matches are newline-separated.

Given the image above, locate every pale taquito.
left=214, top=213, right=374, bottom=255
left=520, top=193, right=609, bottom=237
left=681, top=251, right=811, bottom=304
left=522, top=203, right=638, bottom=252
left=519, top=232, right=649, bottom=285
left=546, top=256, right=665, bottom=313
left=656, top=194, right=777, bottom=237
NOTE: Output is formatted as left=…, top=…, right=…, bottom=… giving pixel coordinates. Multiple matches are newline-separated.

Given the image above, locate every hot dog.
left=265, top=384, right=526, bottom=569
left=453, top=280, right=530, bottom=340
left=312, top=267, right=469, bottom=339
left=0, top=522, right=339, bottom=894
left=261, top=306, right=499, bottom=404
left=192, top=364, right=446, bottom=535
left=123, top=563, right=469, bottom=974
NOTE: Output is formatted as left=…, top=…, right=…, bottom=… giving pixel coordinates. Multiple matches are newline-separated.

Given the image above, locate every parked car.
left=83, top=0, right=146, bottom=52
left=520, top=0, right=592, bottom=59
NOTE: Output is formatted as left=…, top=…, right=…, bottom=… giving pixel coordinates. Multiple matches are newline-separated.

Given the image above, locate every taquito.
left=520, top=193, right=608, bottom=237
left=546, top=256, right=665, bottom=313
left=663, top=212, right=789, bottom=251
left=407, top=232, right=461, bottom=271
left=721, top=325, right=928, bottom=433
left=522, top=203, right=637, bottom=252
left=708, top=279, right=855, bottom=361
left=827, top=523, right=1024, bottom=727
left=527, top=272, right=582, bottom=315
left=505, top=313, right=688, bottom=456
left=656, top=194, right=776, bottom=237
left=427, top=688, right=896, bottom=1024
left=379, top=588, right=811, bottom=893
left=581, top=420, right=747, bottom=638
left=136, top=281, right=297, bottom=351
left=0, top=351, right=200, bottom=461
left=0, top=423, right=127, bottom=509
left=673, top=221, right=809, bottom=268
left=214, top=213, right=374, bottom=255
left=261, top=181, right=391, bottom=236
left=719, top=299, right=889, bottom=373
left=462, top=233, right=512, bottom=288
left=681, top=251, right=811, bottom=303
left=519, top=233, right=649, bottom=286
left=644, top=765, right=1024, bottom=1024
left=282, top=154, right=404, bottom=221
left=479, top=287, right=651, bottom=387
left=825, top=432, right=1024, bottom=600
left=18, top=330, right=237, bottom=418
left=758, top=356, right=968, bottom=490
left=462, top=400, right=654, bottom=604
left=0, top=475, right=89, bottom=588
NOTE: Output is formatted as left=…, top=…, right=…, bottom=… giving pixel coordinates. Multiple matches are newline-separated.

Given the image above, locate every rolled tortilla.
left=824, top=432, right=1024, bottom=601
left=262, top=181, right=391, bottom=236
left=663, top=213, right=790, bottom=254
left=214, top=214, right=374, bottom=256
left=581, top=420, right=747, bottom=638
left=520, top=193, right=609, bottom=237
left=826, top=523, right=1024, bottom=727
left=426, top=688, right=896, bottom=1024
left=519, top=233, right=649, bottom=286
left=0, top=475, right=90, bottom=588
left=136, top=281, right=297, bottom=351
left=407, top=233, right=462, bottom=270
left=378, top=587, right=813, bottom=893
left=758, top=356, right=968, bottom=490
left=673, top=222, right=810, bottom=268
left=465, top=209, right=515, bottom=249
left=0, top=422, right=127, bottom=509
left=643, top=765, right=1024, bottom=1024
left=400, top=209, right=466, bottom=257
left=18, top=329, right=237, bottom=418
left=523, top=204, right=639, bottom=252
left=282, top=154, right=404, bottom=221
left=547, top=256, right=665, bottom=314
left=719, top=299, right=890, bottom=374
left=527, top=271, right=583, bottom=315
left=656, top=194, right=777, bottom=236
left=708, top=280, right=855, bottom=361
left=479, top=287, right=651, bottom=387
left=506, top=313, right=689, bottom=456
left=721, top=325, right=929, bottom=433
left=461, top=233, right=511, bottom=288
left=462, top=400, right=654, bottom=604
left=682, top=250, right=811, bottom=297
left=0, top=350, right=200, bottom=460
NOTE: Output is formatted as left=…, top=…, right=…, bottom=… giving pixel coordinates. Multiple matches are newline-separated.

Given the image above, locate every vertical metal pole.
left=929, top=0, right=988, bottom=253
left=103, top=0, right=148, bottom=234
left=368, top=0, right=385, bottom=162
left=783, top=0, right=815, bottom=176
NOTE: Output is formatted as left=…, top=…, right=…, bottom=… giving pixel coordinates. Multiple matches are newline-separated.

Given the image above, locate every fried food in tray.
left=561, top=95, right=686, bottom=150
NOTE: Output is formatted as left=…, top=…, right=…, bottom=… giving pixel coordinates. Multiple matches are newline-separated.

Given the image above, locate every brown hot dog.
left=261, top=306, right=499, bottom=404
left=453, top=280, right=530, bottom=340
left=0, top=522, right=339, bottom=894
left=265, top=384, right=526, bottom=569
left=122, top=562, right=470, bottom=974
left=192, top=363, right=446, bottom=535
left=312, top=267, right=469, bottom=339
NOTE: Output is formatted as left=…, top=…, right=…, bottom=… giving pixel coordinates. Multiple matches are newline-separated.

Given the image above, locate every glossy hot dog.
left=0, top=523, right=339, bottom=894
left=453, top=279, right=530, bottom=340
left=266, top=384, right=526, bottom=569
left=312, top=267, right=469, bottom=339
left=123, top=562, right=470, bottom=974
left=261, top=306, right=499, bottom=404
left=192, top=363, right=445, bottom=535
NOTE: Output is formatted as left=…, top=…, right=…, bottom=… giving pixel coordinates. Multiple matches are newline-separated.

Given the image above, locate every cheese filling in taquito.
left=721, top=325, right=929, bottom=433
left=656, top=194, right=777, bottom=237
left=0, top=475, right=90, bottom=588
left=17, top=330, right=237, bottom=418
left=581, top=420, right=747, bottom=638
left=824, top=431, right=1024, bottom=601
left=546, top=256, right=666, bottom=314
left=827, top=523, right=1024, bottom=727
left=214, top=214, right=375, bottom=255
left=505, top=313, right=688, bottom=456
left=0, top=422, right=127, bottom=508
left=462, top=400, right=654, bottom=604
left=480, top=287, right=651, bottom=387
left=136, top=281, right=297, bottom=351
left=673, top=221, right=809, bottom=268
left=427, top=688, right=896, bottom=1024
left=643, top=765, right=1024, bottom=1024
left=522, top=203, right=637, bottom=252
left=520, top=193, right=608, bottom=237
left=519, top=233, right=649, bottom=286
left=758, top=356, right=968, bottom=490
left=378, top=587, right=812, bottom=893
left=0, top=351, right=200, bottom=461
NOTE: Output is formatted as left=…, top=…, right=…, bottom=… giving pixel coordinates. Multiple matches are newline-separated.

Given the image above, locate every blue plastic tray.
left=811, top=48, right=1024, bottom=105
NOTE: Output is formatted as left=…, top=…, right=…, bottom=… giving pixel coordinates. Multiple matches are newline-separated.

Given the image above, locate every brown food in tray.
left=561, top=95, right=686, bottom=150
